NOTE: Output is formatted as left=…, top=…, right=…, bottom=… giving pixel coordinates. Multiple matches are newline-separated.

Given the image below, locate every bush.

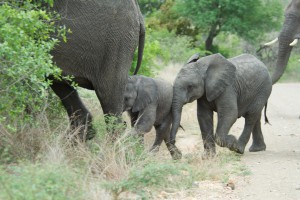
left=131, top=26, right=207, bottom=77
left=131, top=28, right=163, bottom=77
left=148, top=28, right=201, bottom=63
left=0, top=1, right=65, bottom=131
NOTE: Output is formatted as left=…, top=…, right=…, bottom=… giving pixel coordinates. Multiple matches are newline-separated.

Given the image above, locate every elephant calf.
left=123, top=75, right=181, bottom=159
left=170, top=53, right=272, bottom=157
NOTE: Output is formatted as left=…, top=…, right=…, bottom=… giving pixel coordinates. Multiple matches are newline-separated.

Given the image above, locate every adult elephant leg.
left=50, top=81, right=95, bottom=140
left=197, top=99, right=216, bottom=158
left=237, top=115, right=259, bottom=154
left=249, top=116, right=266, bottom=152
left=94, top=79, right=126, bottom=139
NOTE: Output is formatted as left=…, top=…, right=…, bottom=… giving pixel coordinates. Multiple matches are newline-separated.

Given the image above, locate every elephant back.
left=229, top=54, right=272, bottom=106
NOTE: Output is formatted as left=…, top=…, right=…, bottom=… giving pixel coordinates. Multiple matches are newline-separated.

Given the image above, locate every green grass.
left=0, top=163, right=84, bottom=200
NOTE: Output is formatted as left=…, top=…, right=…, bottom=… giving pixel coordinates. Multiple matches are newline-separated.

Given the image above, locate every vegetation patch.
left=0, top=163, right=84, bottom=200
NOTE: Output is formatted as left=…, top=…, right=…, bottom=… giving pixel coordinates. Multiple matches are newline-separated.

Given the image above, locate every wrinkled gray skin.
left=124, top=75, right=182, bottom=159
left=273, top=0, right=300, bottom=83
left=170, top=53, right=272, bottom=157
left=49, top=0, right=145, bottom=140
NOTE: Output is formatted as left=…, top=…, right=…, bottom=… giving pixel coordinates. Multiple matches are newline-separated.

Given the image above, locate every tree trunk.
left=205, top=24, right=219, bottom=54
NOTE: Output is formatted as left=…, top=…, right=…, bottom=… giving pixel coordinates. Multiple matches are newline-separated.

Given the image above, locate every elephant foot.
left=149, top=145, right=160, bottom=153
left=227, top=142, right=245, bottom=154
left=69, top=123, right=96, bottom=142
left=229, top=143, right=244, bottom=154
left=235, top=138, right=250, bottom=154
left=249, top=143, right=266, bottom=152
left=235, top=143, right=245, bottom=154
left=169, top=144, right=182, bottom=160
left=86, top=126, right=97, bottom=140
left=215, top=135, right=226, bottom=147
left=202, top=149, right=216, bottom=160
left=216, top=134, right=244, bottom=154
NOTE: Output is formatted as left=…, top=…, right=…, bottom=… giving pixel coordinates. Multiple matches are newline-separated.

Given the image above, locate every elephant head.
left=123, top=75, right=158, bottom=113
left=170, top=53, right=236, bottom=144
left=264, top=0, right=300, bottom=83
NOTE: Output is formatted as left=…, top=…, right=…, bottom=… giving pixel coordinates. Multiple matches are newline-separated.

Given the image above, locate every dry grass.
left=0, top=63, right=248, bottom=200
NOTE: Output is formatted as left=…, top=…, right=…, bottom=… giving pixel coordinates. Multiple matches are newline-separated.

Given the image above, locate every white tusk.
left=264, top=38, right=278, bottom=46
left=290, top=39, right=298, bottom=46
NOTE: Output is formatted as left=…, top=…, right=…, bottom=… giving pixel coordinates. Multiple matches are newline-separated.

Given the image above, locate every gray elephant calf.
left=170, top=53, right=272, bottom=157
left=123, top=75, right=181, bottom=159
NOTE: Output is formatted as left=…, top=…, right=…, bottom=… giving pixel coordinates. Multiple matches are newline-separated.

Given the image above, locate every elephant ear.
left=186, top=53, right=200, bottom=64
left=132, top=76, right=158, bottom=112
left=205, top=54, right=236, bottom=102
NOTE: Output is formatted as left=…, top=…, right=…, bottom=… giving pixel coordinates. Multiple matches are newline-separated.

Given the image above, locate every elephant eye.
left=187, top=85, right=193, bottom=91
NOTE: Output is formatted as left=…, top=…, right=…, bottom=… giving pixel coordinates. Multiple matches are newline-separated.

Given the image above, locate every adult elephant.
left=50, top=0, right=145, bottom=140
left=170, top=53, right=272, bottom=157
left=263, top=0, right=300, bottom=83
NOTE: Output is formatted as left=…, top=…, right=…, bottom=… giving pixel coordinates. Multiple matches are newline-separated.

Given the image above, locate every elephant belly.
left=72, top=77, right=94, bottom=90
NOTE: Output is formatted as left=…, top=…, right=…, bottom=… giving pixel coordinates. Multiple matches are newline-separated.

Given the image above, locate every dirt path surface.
left=234, top=83, right=300, bottom=200
left=156, top=64, right=300, bottom=199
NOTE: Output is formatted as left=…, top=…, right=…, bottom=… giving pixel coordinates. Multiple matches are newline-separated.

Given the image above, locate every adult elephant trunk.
left=272, top=13, right=300, bottom=84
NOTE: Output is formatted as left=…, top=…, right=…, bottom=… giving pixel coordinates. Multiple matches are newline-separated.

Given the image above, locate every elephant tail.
left=264, top=102, right=271, bottom=125
left=133, top=21, right=145, bottom=75
left=179, top=124, right=185, bottom=131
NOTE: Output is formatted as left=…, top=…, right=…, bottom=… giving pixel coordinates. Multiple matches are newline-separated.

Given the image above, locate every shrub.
left=130, top=28, right=163, bottom=77
left=0, top=1, right=65, bottom=131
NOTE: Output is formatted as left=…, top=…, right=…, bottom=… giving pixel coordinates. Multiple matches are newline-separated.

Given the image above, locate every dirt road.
left=157, top=64, right=300, bottom=199
left=234, top=83, right=300, bottom=200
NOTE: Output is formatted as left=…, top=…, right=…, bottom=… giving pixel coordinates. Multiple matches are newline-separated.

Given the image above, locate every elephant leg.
left=150, top=124, right=166, bottom=153
left=127, top=107, right=157, bottom=147
left=249, top=116, right=266, bottom=152
left=128, top=112, right=138, bottom=128
left=214, top=109, right=239, bottom=153
left=150, top=116, right=169, bottom=149
left=150, top=115, right=182, bottom=160
left=197, top=100, right=216, bottom=157
left=134, top=107, right=156, bottom=134
left=50, top=81, right=95, bottom=140
left=94, top=76, right=127, bottom=138
left=237, top=115, right=259, bottom=154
